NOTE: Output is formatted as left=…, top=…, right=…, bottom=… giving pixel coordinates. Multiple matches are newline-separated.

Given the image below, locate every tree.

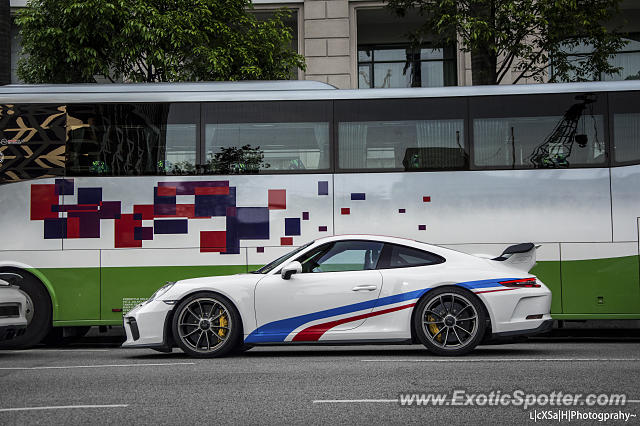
left=207, top=144, right=269, bottom=174
left=387, top=0, right=627, bottom=85
left=16, top=0, right=305, bottom=83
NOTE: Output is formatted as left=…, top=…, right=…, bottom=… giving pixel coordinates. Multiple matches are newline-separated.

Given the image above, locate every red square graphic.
left=157, top=186, right=177, bottom=196
left=195, top=187, right=229, bottom=195
left=67, top=216, right=80, bottom=238
left=281, top=237, right=293, bottom=246
left=201, top=231, right=227, bottom=253
left=268, top=189, right=286, bottom=210
left=133, top=204, right=155, bottom=220
left=31, top=184, right=59, bottom=220
left=341, top=208, right=350, bottom=215
left=423, top=196, right=431, bottom=202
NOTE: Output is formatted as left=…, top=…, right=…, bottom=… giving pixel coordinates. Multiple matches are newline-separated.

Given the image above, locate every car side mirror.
left=281, top=261, right=302, bottom=280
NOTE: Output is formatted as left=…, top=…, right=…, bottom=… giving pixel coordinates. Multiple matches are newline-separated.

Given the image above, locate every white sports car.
left=122, top=235, right=552, bottom=356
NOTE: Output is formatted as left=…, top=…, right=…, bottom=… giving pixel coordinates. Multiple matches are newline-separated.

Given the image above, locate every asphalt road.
left=1, top=338, right=639, bottom=425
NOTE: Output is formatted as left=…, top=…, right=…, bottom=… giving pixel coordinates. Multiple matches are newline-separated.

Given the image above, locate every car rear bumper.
left=491, top=319, right=554, bottom=339
left=0, top=324, right=26, bottom=341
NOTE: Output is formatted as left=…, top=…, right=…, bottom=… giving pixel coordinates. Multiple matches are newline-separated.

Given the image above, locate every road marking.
left=361, top=358, right=640, bottom=363
left=313, top=399, right=399, bottom=404
left=0, top=362, right=195, bottom=371
left=0, top=404, right=128, bottom=412
left=7, top=349, right=111, bottom=353
left=314, top=399, right=640, bottom=405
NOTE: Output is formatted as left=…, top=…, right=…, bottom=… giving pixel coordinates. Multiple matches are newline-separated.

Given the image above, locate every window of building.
left=65, top=103, right=198, bottom=176
left=252, top=9, right=300, bottom=80
left=611, top=91, right=640, bottom=165
left=203, top=101, right=331, bottom=173
left=336, top=98, right=467, bottom=171
left=358, top=45, right=457, bottom=88
left=552, top=34, right=640, bottom=82
left=471, top=93, right=607, bottom=169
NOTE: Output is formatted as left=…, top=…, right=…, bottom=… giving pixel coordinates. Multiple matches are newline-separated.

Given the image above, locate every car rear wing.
left=491, top=243, right=538, bottom=272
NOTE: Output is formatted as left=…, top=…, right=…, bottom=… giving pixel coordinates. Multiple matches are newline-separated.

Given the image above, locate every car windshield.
left=252, top=241, right=315, bottom=274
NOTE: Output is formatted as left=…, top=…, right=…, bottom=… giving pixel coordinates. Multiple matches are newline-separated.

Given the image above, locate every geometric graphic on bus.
left=29, top=178, right=310, bottom=254
left=30, top=178, right=429, bottom=251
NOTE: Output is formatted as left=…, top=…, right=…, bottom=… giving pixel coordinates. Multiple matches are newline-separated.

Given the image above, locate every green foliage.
left=387, top=0, right=626, bottom=84
left=207, top=144, right=270, bottom=174
left=16, top=0, right=305, bottom=83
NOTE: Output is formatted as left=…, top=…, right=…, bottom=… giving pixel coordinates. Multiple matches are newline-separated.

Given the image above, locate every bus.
left=0, top=80, right=639, bottom=347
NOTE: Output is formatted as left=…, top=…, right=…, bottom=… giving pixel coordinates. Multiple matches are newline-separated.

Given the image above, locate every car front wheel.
left=414, top=287, right=487, bottom=356
left=172, top=292, right=241, bottom=358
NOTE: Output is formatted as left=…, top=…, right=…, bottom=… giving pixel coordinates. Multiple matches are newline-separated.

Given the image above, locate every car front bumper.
left=122, top=300, right=174, bottom=350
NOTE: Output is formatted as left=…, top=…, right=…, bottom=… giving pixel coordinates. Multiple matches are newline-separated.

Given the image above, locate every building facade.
left=4, top=0, right=640, bottom=87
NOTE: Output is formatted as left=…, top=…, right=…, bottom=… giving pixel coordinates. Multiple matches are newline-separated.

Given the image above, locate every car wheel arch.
left=409, top=284, right=493, bottom=344
left=167, top=289, right=246, bottom=340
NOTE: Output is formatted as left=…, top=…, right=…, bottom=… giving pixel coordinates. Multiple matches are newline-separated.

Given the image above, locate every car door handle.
left=352, top=285, right=377, bottom=291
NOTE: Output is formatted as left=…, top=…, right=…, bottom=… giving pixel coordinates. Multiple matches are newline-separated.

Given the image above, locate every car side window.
left=297, top=241, right=384, bottom=273
left=380, top=244, right=445, bottom=269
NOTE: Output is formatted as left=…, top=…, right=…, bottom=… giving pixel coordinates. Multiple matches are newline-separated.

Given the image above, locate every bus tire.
left=0, top=269, right=52, bottom=349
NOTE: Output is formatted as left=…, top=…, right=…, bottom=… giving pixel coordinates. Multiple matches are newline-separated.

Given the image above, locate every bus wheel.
left=0, top=269, right=52, bottom=349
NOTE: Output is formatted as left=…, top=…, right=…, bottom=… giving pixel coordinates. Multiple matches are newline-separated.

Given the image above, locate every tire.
left=413, top=286, right=488, bottom=356
left=171, top=292, right=242, bottom=358
left=0, top=269, right=52, bottom=349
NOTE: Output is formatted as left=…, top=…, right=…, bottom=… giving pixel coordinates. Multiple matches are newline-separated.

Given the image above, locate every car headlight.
left=148, top=281, right=176, bottom=302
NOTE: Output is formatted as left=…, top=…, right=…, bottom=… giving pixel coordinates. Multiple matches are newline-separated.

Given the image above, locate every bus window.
left=0, top=104, right=66, bottom=183
left=202, top=101, right=331, bottom=173
left=338, top=119, right=466, bottom=170
left=65, top=103, right=198, bottom=176
left=610, top=92, right=640, bottom=165
left=335, top=98, right=467, bottom=171
left=471, top=93, right=607, bottom=169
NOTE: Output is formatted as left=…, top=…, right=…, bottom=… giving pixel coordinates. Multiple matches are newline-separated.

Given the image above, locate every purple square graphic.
left=236, top=207, right=269, bottom=240
left=399, top=209, right=406, bottom=213
left=351, top=193, right=366, bottom=201
left=302, top=212, right=309, bottom=220
left=418, top=225, right=426, bottom=230
left=78, top=187, right=102, bottom=205
left=154, top=219, right=188, bottom=234
left=318, top=181, right=329, bottom=196
left=44, top=218, right=66, bottom=239
left=257, top=247, right=264, bottom=253
left=134, top=227, right=154, bottom=240
left=285, top=218, right=301, bottom=236
left=54, top=179, right=74, bottom=196
left=100, top=201, right=121, bottom=219
left=318, top=226, right=328, bottom=232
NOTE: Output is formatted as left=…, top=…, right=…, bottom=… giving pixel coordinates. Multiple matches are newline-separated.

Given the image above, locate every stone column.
left=0, top=0, right=10, bottom=85
left=303, top=0, right=351, bottom=88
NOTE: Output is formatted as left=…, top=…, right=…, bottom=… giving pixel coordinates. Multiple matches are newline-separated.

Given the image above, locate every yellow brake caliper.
left=218, top=313, right=228, bottom=338
left=427, top=315, right=442, bottom=342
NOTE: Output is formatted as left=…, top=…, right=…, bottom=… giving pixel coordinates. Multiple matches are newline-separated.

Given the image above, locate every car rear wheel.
left=414, top=287, right=487, bottom=356
left=172, top=292, right=241, bottom=358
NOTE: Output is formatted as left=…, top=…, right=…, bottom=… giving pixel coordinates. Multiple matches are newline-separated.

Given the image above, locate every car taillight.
left=499, top=278, right=540, bottom=288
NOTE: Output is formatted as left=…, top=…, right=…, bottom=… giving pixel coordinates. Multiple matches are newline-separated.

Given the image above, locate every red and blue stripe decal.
left=244, top=277, right=521, bottom=344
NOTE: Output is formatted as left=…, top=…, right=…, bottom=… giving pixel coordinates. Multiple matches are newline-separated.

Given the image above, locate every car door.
left=253, top=240, right=384, bottom=341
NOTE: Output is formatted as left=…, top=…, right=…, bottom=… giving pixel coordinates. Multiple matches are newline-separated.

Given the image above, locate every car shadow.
left=123, top=344, right=559, bottom=360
